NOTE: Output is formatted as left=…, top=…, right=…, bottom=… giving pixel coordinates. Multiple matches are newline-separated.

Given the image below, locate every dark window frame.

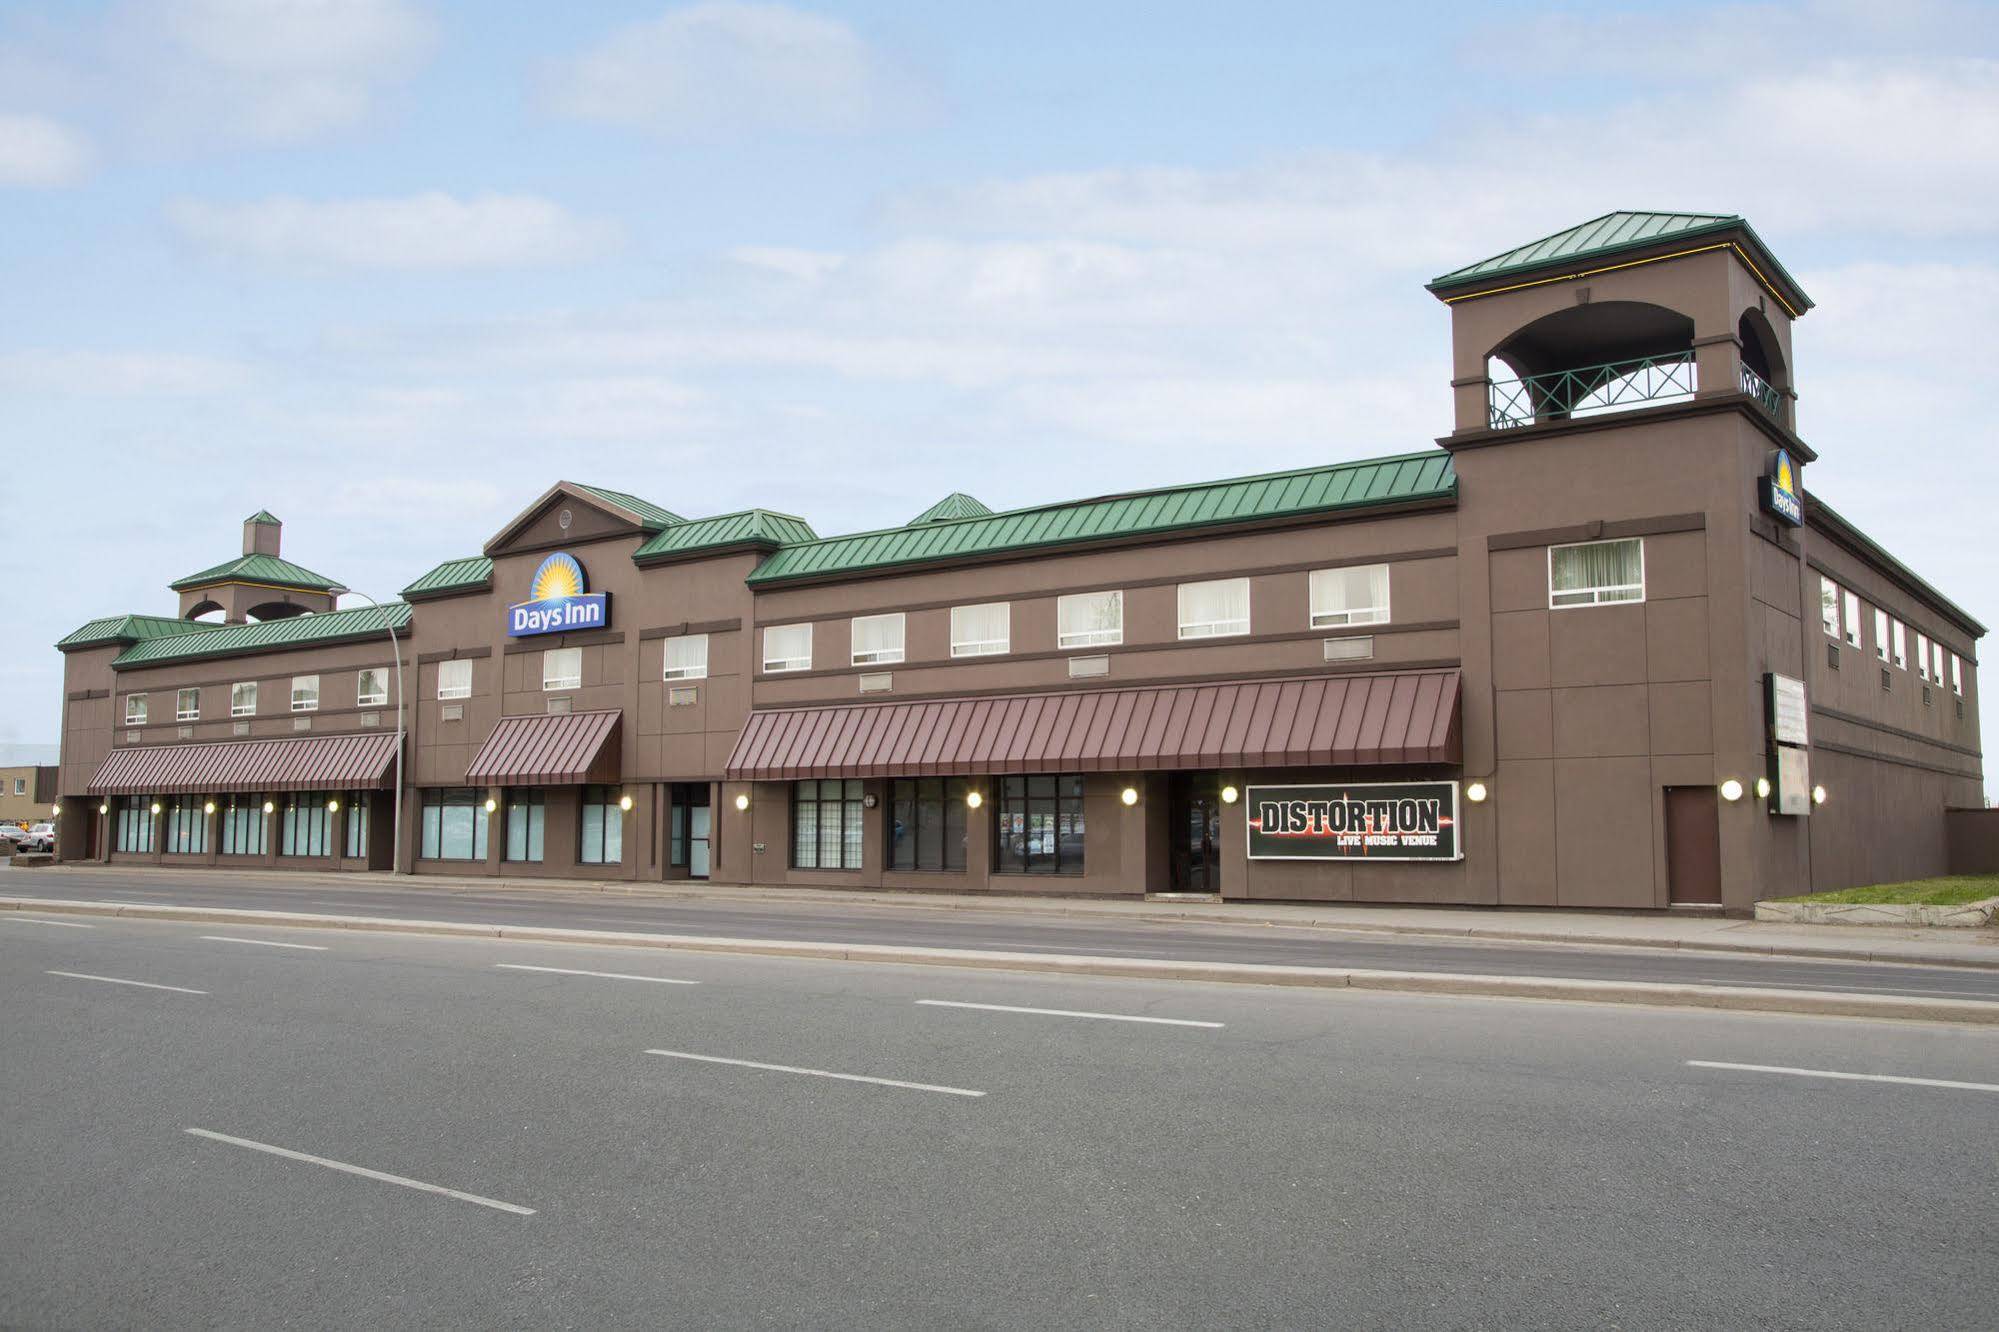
left=792, top=778, right=864, bottom=870
left=993, top=775, right=1086, bottom=876
left=888, top=777, right=968, bottom=872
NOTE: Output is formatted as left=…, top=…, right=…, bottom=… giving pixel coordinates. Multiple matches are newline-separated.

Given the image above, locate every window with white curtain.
left=950, top=602, right=1009, bottom=656
left=231, top=682, right=258, bottom=716
left=543, top=647, right=581, bottom=691
left=1933, top=639, right=1948, bottom=685
left=1548, top=539, right=1644, bottom=608
left=1892, top=620, right=1907, bottom=669
left=124, top=694, right=147, bottom=725
left=1057, top=590, right=1123, bottom=648
left=356, top=668, right=388, bottom=707
left=290, top=675, right=320, bottom=712
left=1310, top=565, right=1390, bottom=627
left=1177, top=578, right=1250, bottom=638
left=437, top=659, right=472, bottom=699
left=176, top=688, right=200, bottom=721
left=1843, top=591, right=1862, bottom=648
left=1874, top=609, right=1890, bottom=662
left=1820, top=576, right=1841, bottom=637
left=663, top=633, right=708, bottom=680
left=1916, top=633, right=1931, bottom=681
left=851, top=613, right=905, bottom=665
left=1953, top=654, right=1964, bottom=696
left=763, top=623, right=812, bottom=672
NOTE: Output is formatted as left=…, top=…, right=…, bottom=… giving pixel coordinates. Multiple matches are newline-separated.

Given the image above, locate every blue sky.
left=3, top=0, right=1995, bottom=795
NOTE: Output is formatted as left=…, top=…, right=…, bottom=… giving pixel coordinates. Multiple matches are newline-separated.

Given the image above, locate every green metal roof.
left=169, top=552, right=342, bottom=593
left=748, top=451, right=1456, bottom=585
left=245, top=509, right=281, bottom=526
left=401, top=555, right=493, bottom=599
left=572, top=483, right=684, bottom=532
left=1431, top=212, right=1738, bottom=288
left=633, top=509, right=818, bottom=564
left=910, top=493, right=994, bottom=524
left=112, top=603, right=413, bottom=669
left=57, top=613, right=222, bottom=652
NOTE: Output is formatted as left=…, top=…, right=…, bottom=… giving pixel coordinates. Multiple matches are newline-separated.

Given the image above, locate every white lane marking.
left=1695, top=977, right=1999, bottom=1000
left=185, top=1128, right=535, bottom=1216
left=646, top=1048, right=985, bottom=1098
left=916, top=999, right=1224, bottom=1028
left=4, top=916, right=95, bottom=928
left=495, top=963, right=698, bottom=985
left=201, top=936, right=330, bottom=952
left=47, top=970, right=205, bottom=995
left=1687, top=1061, right=1999, bottom=1093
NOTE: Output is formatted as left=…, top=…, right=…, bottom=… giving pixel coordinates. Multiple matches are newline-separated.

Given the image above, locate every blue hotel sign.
left=507, top=551, right=609, bottom=637
left=1759, top=448, right=1802, bottom=527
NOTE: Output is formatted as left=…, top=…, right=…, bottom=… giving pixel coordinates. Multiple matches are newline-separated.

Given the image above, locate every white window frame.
left=231, top=682, right=257, bottom=717
left=290, top=675, right=320, bottom=712
left=1177, top=577, right=1251, bottom=639
left=1547, top=538, right=1646, bottom=609
left=1310, top=564, right=1391, bottom=628
left=1916, top=633, right=1931, bottom=681
left=1843, top=591, right=1862, bottom=649
left=1934, top=639, right=1948, bottom=686
left=663, top=633, right=709, bottom=681
left=543, top=647, right=582, bottom=692
left=850, top=613, right=906, bottom=666
left=763, top=623, right=813, bottom=673
left=124, top=693, right=147, bottom=725
left=949, top=602, right=1010, bottom=657
left=437, top=659, right=472, bottom=700
left=356, top=668, right=388, bottom=708
left=1952, top=654, right=1964, bottom=696
left=1892, top=620, right=1907, bottom=670
left=1819, top=576, right=1840, bottom=638
left=1874, top=609, right=1890, bottom=663
left=1057, top=590, right=1123, bottom=649
left=176, top=687, right=200, bottom=722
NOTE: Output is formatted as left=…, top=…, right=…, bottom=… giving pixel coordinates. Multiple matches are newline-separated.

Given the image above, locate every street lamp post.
left=331, top=587, right=406, bottom=874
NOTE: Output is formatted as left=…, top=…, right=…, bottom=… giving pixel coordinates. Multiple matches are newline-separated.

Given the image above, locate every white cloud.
left=168, top=192, right=623, bottom=270
left=543, top=2, right=913, bottom=136
left=0, top=112, right=91, bottom=186
left=0, top=349, right=247, bottom=395
left=727, top=246, right=848, bottom=281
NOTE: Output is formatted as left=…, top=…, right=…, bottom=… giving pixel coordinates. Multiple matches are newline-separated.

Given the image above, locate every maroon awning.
left=464, top=710, right=621, bottom=787
left=724, top=671, right=1461, bottom=780
left=88, top=732, right=402, bottom=795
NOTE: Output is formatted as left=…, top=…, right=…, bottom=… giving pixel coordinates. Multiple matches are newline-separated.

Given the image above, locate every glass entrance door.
left=1168, top=773, right=1223, bottom=894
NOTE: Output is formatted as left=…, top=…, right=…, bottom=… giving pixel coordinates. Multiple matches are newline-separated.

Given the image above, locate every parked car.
left=0, top=824, right=28, bottom=848
left=22, top=823, right=56, bottom=851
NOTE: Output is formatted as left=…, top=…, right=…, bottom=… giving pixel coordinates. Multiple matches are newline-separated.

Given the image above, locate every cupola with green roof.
left=170, top=511, right=343, bottom=624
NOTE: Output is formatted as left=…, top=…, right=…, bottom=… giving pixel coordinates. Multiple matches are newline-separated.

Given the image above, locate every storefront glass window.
left=421, top=788, right=488, bottom=861
left=793, top=779, right=863, bottom=869
left=994, top=775, right=1085, bottom=876
left=888, top=777, right=968, bottom=872
left=579, top=785, right=623, bottom=864
left=222, top=798, right=267, bottom=856
left=506, top=790, right=546, bottom=863
left=283, top=793, right=331, bottom=857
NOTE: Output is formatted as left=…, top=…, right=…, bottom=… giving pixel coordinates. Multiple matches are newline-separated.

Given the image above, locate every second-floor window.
left=1843, top=590, right=1862, bottom=649
left=543, top=647, right=581, bottom=691
left=290, top=675, right=319, bottom=712
left=1057, top=590, right=1123, bottom=649
left=357, top=668, right=388, bottom=707
left=1917, top=634, right=1932, bottom=682
left=231, top=682, right=257, bottom=716
left=1953, top=654, right=1964, bottom=696
left=1549, top=539, right=1644, bottom=608
left=663, top=634, right=708, bottom=680
left=950, top=602, right=1009, bottom=657
left=1892, top=620, right=1908, bottom=670
left=1311, top=564, right=1390, bottom=627
left=176, top=687, right=200, bottom=722
left=1178, top=578, right=1250, bottom=639
left=763, top=623, right=812, bottom=673
left=1820, top=576, right=1841, bottom=638
left=124, top=694, right=147, bottom=725
left=1874, top=609, right=1890, bottom=663
left=851, top=613, right=905, bottom=666
left=437, top=659, right=472, bottom=700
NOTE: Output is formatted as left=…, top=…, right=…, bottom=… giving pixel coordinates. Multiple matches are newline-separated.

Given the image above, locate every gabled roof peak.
left=909, top=492, right=994, bottom=525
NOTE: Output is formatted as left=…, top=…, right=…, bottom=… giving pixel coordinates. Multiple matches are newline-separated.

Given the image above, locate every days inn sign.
left=1759, top=448, right=1802, bottom=527
left=507, top=551, right=609, bottom=637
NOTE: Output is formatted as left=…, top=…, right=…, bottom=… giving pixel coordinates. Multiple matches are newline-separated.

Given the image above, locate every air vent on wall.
left=440, top=703, right=464, bottom=722
left=668, top=686, right=697, bottom=707
left=360, top=711, right=380, bottom=728
left=1325, top=636, right=1374, bottom=662
left=547, top=696, right=572, bottom=715
left=292, top=717, right=311, bottom=731
left=233, top=721, right=250, bottom=737
left=859, top=672, right=893, bottom=694
left=1068, top=655, right=1109, bottom=679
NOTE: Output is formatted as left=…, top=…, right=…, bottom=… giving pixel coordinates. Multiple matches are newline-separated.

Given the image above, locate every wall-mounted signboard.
left=1246, top=782, right=1461, bottom=862
left=507, top=551, right=609, bottom=638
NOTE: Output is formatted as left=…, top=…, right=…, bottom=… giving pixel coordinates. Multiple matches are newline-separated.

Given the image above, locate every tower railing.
left=1488, top=352, right=1696, bottom=429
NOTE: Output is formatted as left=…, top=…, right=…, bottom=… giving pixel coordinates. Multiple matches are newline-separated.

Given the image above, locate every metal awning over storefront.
left=463, top=709, right=622, bottom=787
left=88, top=732, right=402, bottom=795
left=725, top=671, right=1461, bottom=780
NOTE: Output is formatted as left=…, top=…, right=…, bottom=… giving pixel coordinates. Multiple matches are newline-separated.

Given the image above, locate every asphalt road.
left=3, top=912, right=1995, bottom=1328
left=4, top=865, right=1997, bottom=1001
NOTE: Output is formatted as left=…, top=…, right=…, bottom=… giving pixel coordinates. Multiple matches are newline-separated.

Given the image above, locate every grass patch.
left=1767, top=876, right=1999, bottom=907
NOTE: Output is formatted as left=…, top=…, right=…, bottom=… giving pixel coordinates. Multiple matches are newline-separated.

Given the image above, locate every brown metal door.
left=1664, top=786, right=1722, bottom=905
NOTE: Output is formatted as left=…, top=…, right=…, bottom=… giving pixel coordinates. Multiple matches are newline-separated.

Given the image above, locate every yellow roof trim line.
left=1441, top=242, right=1802, bottom=320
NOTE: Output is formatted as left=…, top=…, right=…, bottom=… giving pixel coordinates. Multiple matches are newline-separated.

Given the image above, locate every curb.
left=23, top=864, right=1999, bottom=971
left=7, top=895, right=1997, bottom=1026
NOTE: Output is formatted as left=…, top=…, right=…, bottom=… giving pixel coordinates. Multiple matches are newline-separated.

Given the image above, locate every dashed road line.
left=185, top=1128, right=535, bottom=1216
left=646, top=1048, right=985, bottom=1097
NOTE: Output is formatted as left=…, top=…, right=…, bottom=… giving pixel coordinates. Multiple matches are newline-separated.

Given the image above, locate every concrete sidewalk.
left=22, top=861, right=1999, bottom=970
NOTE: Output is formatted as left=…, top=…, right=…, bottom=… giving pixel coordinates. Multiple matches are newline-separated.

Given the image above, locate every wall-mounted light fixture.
left=618, top=793, right=634, bottom=812
left=734, top=792, right=750, bottom=811
left=1812, top=785, right=1827, bottom=805
left=1220, top=785, right=1239, bottom=804
left=99, top=802, right=110, bottom=815
left=327, top=797, right=341, bottom=813
left=861, top=793, right=878, bottom=810
left=484, top=797, right=498, bottom=814
left=50, top=803, right=61, bottom=816
left=149, top=801, right=161, bottom=815
left=1754, top=777, right=1771, bottom=800
left=203, top=801, right=216, bottom=816
left=1719, top=779, right=1744, bottom=802
left=965, top=790, right=983, bottom=809
left=1120, top=786, right=1139, bottom=807
left=1465, top=781, right=1488, bottom=803
left=262, top=801, right=275, bottom=815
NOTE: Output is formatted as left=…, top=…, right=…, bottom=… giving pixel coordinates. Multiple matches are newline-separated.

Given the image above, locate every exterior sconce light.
left=618, top=793, right=634, bottom=812
left=50, top=803, right=60, bottom=816
left=203, top=801, right=216, bottom=815
left=1465, top=781, right=1488, bottom=803
left=262, top=801, right=275, bottom=815
left=964, top=790, right=983, bottom=809
left=734, top=792, right=750, bottom=811
left=1220, top=785, right=1239, bottom=804
left=861, top=793, right=878, bottom=810
left=1812, top=785, right=1827, bottom=805
left=99, top=802, right=110, bottom=815
left=484, top=797, right=498, bottom=814
left=327, top=798, right=341, bottom=813
left=1754, top=777, right=1771, bottom=800
left=149, top=801, right=162, bottom=815
left=1719, top=779, right=1744, bottom=802
left=1120, top=786, right=1139, bottom=807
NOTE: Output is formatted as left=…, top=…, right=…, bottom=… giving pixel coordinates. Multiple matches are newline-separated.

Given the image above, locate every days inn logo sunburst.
left=1760, top=447, right=1803, bottom=527
left=508, top=551, right=609, bottom=637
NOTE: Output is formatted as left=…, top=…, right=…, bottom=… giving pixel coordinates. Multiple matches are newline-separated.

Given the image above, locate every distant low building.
left=0, top=765, right=58, bottom=825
